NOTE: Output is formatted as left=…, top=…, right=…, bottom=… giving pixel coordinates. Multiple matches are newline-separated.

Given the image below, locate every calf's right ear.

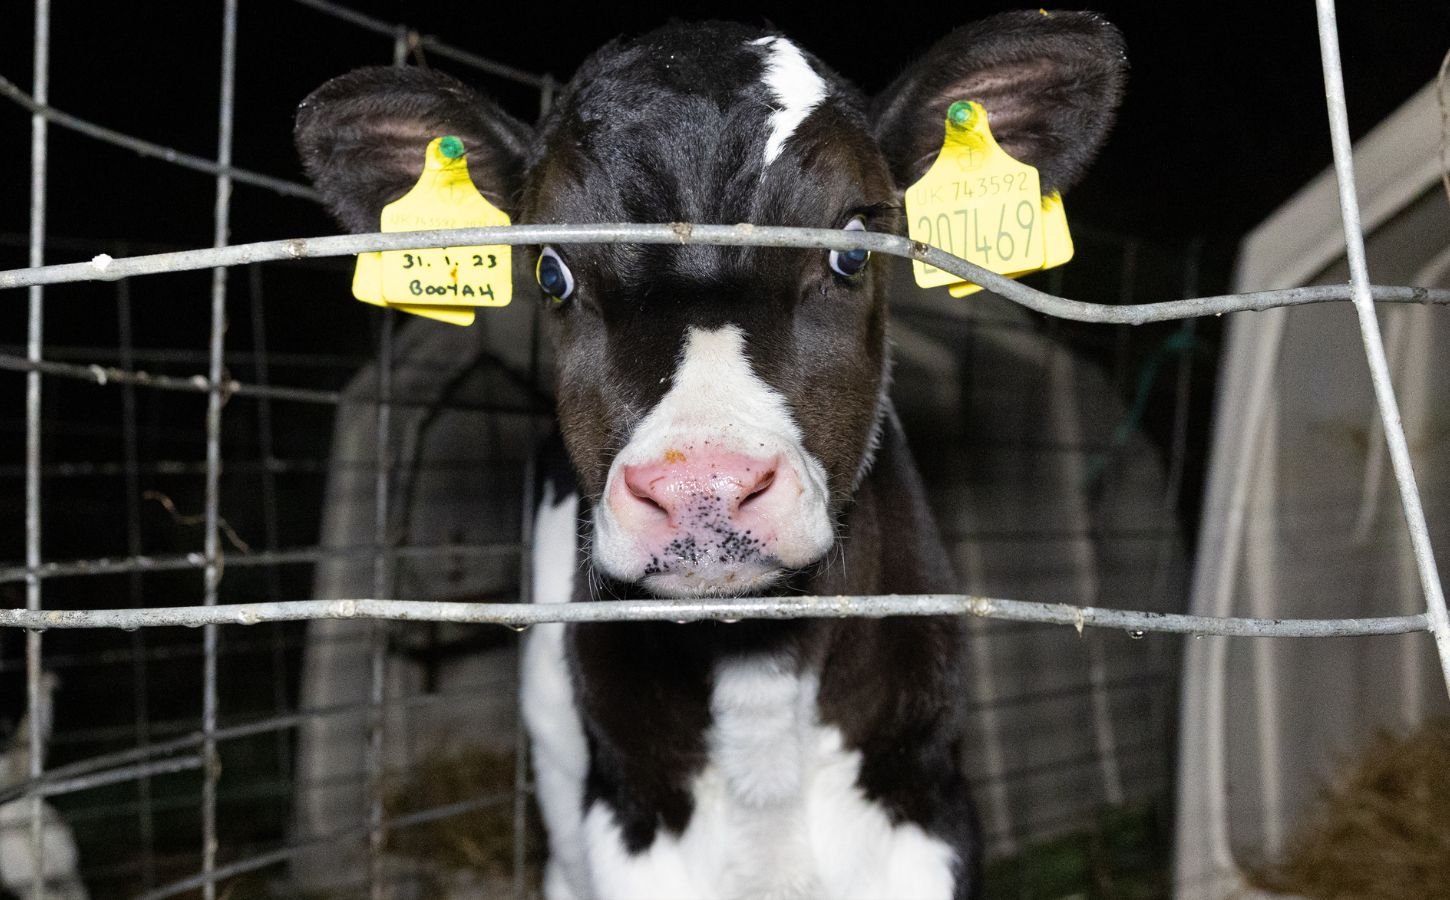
left=294, top=66, right=532, bottom=233
left=871, top=10, right=1127, bottom=196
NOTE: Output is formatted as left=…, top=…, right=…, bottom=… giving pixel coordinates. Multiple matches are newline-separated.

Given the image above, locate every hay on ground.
left=1250, top=718, right=1450, bottom=900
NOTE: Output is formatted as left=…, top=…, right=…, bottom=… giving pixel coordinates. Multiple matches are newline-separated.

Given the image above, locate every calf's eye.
left=828, top=217, right=871, bottom=277
left=536, top=246, right=575, bottom=302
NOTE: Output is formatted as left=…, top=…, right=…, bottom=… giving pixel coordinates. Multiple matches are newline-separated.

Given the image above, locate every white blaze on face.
left=592, top=325, right=834, bottom=593
left=749, top=36, right=829, bottom=168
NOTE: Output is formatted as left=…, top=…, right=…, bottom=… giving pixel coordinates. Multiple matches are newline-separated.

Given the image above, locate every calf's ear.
left=872, top=10, right=1127, bottom=195
left=294, top=66, right=532, bottom=233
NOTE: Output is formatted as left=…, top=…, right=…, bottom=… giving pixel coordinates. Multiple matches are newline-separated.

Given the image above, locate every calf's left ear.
left=871, top=10, right=1127, bottom=195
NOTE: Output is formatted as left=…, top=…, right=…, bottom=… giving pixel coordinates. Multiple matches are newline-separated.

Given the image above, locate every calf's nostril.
left=623, top=469, right=671, bottom=518
left=737, top=468, right=777, bottom=510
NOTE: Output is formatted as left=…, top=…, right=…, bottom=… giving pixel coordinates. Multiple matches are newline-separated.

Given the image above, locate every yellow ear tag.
left=905, top=101, right=1074, bottom=297
left=351, top=135, right=513, bottom=326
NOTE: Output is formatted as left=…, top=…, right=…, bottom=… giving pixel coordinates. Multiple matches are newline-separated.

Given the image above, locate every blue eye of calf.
left=828, top=218, right=871, bottom=278
left=536, top=246, right=575, bottom=302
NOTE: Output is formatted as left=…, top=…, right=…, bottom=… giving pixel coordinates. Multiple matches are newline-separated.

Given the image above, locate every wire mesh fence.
left=3, top=0, right=1448, bottom=897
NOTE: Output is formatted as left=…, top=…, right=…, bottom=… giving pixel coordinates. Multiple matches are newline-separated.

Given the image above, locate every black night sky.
left=2, top=2, right=1447, bottom=252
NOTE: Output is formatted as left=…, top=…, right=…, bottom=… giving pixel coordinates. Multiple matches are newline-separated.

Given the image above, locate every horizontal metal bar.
left=0, top=676, right=514, bottom=807
left=0, top=352, right=550, bottom=417
left=286, top=0, right=402, bottom=36
left=0, top=350, right=341, bottom=404
left=994, top=737, right=1161, bottom=786
left=136, top=790, right=512, bottom=900
left=10, top=670, right=1161, bottom=805
left=287, top=0, right=551, bottom=88
left=0, top=631, right=316, bottom=675
left=64, top=768, right=478, bottom=843
left=0, top=541, right=518, bottom=584
left=2, top=224, right=1445, bottom=325
left=0, top=594, right=1428, bottom=638
left=0, top=455, right=525, bottom=480
left=0, top=74, right=319, bottom=201
left=0, top=457, right=330, bottom=480
left=971, top=669, right=1169, bottom=713
left=33, top=754, right=203, bottom=800
left=65, top=770, right=374, bottom=829
left=417, top=36, right=553, bottom=90
left=0, top=342, right=365, bottom=372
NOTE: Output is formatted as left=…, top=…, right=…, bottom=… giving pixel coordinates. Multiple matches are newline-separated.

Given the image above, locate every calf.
left=296, top=12, right=1124, bottom=898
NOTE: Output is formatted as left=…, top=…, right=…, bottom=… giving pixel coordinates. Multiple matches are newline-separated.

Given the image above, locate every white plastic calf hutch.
left=1174, top=79, right=1450, bottom=898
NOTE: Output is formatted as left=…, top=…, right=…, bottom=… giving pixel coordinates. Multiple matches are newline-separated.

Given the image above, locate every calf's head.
left=296, top=12, right=1125, bottom=598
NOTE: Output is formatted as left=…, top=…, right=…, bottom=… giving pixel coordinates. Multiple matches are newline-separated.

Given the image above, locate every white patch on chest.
left=749, top=36, right=829, bottom=168
left=582, top=657, right=961, bottom=900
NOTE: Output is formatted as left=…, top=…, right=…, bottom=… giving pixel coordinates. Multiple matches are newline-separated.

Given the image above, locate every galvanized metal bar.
left=136, top=791, right=512, bottom=900
left=63, top=769, right=405, bottom=829
left=25, top=2, right=50, bottom=896
left=288, top=0, right=398, bottom=35
left=0, top=652, right=1157, bottom=730
left=1315, top=0, right=1450, bottom=698
left=0, top=457, right=329, bottom=480
left=0, top=631, right=314, bottom=676
left=0, top=74, right=318, bottom=200
left=0, top=595, right=1428, bottom=637
left=34, top=755, right=205, bottom=800
left=0, top=540, right=518, bottom=584
left=200, top=3, right=239, bottom=895
left=288, top=0, right=550, bottom=87
left=0, top=342, right=368, bottom=371
left=0, top=350, right=551, bottom=416
left=0, top=455, right=534, bottom=480
left=418, top=35, right=552, bottom=88
left=0, top=351, right=344, bottom=404
left=3, top=224, right=1447, bottom=326
left=0, top=676, right=518, bottom=807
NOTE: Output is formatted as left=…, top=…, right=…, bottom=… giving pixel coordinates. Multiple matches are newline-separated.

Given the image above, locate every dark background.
left=3, top=1, right=1448, bottom=247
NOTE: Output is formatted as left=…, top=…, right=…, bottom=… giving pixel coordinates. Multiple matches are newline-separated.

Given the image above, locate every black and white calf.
left=296, top=12, right=1124, bottom=898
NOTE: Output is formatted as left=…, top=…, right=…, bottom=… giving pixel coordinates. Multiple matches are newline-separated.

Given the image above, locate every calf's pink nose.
left=618, top=452, right=779, bottom=527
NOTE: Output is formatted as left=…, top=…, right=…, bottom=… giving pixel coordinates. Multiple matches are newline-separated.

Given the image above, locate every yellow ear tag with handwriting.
left=351, top=135, right=512, bottom=326
left=904, top=100, right=1074, bottom=296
